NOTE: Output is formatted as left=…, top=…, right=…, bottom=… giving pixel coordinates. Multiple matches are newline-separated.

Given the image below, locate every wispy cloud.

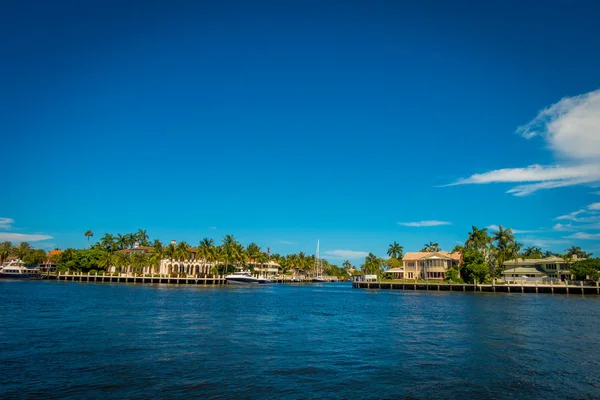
left=485, top=225, right=541, bottom=234
left=324, top=249, right=369, bottom=259
left=397, top=220, right=451, bottom=227
left=0, top=232, right=53, bottom=242
left=279, top=240, right=294, bottom=245
left=208, top=226, right=217, bottom=230
left=555, top=203, right=600, bottom=224
left=0, top=217, right=14, bottom=230
left=446, top=89, right=600, bottom=195
left=564, top=232, right=600, bottom=240
left=553, top=223, right=575, bottom=231
left=521, top=237, right=571, bottom=247
left=555, top=209, right=588, bottom=221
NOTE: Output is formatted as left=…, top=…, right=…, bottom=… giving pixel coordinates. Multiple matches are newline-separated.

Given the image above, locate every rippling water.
left=1, top=281, right=599, bottom=399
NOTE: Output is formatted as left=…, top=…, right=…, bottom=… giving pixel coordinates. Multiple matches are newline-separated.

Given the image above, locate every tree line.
left=358, top=226, right=597, bottom=283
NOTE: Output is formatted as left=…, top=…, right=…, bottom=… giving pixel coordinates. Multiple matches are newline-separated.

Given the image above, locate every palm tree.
left=136, top=229, right=150, bottom=246
left=543, top=250, right=554, bottom=258
left=421, top=242, right=441, bottom=252
left=492, top=225, right=515, bottom=253
left=125, top=233, right=136, bottom=249
left=197, top=238, right=215, bottom=275
left=464, top=226, right=491, bottom=250
left=564, top=245, right=588, bottom=258
left=523, top=246, right=542, bottom=257
left=0, top=241, right=12, bottom=264
left=175, top=241, right=190, bottom=275
left=246, top=242, right=261, bottom=272
left=115, top=252, right=130, bottom=274
left=221, top=234, right=237, bottom=274
left=164, top=242, right=176, bottom=275
left=115, top=234, right=127, bottom=250
left=451, top=245, right=464, bottom=253
left=14, top=242, right=32, bottom=261
left=100, top=234, right=116, bottom=252
left=84, top=230, right=94, bottom=248
left=387, top=241, right=404, bottom=259
left=131, top=252, right=148, bottom=275
left=97, top=251, right=116, bottom=273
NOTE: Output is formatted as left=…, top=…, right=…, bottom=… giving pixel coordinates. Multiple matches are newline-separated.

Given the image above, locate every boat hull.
left=226, top=277, right=271, bottom=285
left=0, top=273, right=36, bottom=279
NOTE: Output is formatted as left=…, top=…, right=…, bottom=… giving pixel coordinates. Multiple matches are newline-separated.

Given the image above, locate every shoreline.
left=352, top=280, right=600, bottom=295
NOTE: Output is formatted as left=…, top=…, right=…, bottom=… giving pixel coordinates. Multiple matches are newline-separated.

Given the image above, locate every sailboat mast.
left=315, top=239, right=320, bottom=277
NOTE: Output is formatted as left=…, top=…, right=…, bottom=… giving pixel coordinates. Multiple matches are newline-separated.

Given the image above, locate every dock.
left=352, top=280, right=600, bottom=295
left=49, top=272, right=325, bottom=285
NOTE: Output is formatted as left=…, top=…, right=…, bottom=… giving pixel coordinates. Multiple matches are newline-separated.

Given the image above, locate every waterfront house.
left=388, top=251, right=462, bottom=280
left=502, top=255, right=582, bottom=282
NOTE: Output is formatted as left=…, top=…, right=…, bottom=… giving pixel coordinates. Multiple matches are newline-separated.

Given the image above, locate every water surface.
left=1, top=281, right=599, bottom=399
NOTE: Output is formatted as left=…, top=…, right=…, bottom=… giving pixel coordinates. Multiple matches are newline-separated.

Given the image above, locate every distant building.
left=502, top=255, right=582, bottom=282
left=388, top=251, right=462, bottom=280
left=41, top=249, right=62, bottom=271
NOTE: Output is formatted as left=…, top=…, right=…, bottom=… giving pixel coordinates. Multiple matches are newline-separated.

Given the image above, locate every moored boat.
left=226, top=271, right=271, bottom=285
left=0, top=260, right=43, bottom=279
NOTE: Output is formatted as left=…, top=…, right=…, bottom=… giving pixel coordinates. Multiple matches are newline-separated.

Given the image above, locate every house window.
left=407, top=272, right=414, bottom=279
left=546, top=264, right=557, bottom=270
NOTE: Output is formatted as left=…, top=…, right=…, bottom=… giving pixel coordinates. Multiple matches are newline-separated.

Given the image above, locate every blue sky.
left=2, top=0, right=600, bottom=262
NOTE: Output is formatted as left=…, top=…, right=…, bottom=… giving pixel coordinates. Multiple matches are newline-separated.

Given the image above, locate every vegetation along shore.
left=1, top=225, right=598, bottom=283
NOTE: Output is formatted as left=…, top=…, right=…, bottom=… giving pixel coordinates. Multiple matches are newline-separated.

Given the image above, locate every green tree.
left=523, top=246, right=542, bottom=258
left=23, top=249, right=47, bottom=267
left=464, top=226, right=491, bottom=251
left=492, top=225, right=515, bottom=253
left=452, top=245, right=464, bottom=253
left=175, top=241, right=190, bottom=275
left=492, top=225, right=516, bottom=275
left=387, top=241, right=403, bottom=259
left=570, top=259, right=600, bottom=281
left=99, top=233, right=116, bottom=252
left=461, top=249, right=488, bottom=284
left=97, top=251, right=116, bottom=272
left=136, top=229, right=150, bottom=246
left=0, top=241, right=12, bottom=264
left=420, top=242, right=441, bottom=252
left=197, top=238, right=215, bottom=275
left=84, top=230, right=94, bottom=248
left=14, top=242, right=32, bottom=261
left=362, top=253, right=385, bottom=276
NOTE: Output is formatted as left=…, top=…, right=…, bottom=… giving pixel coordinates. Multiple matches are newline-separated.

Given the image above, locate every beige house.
left=502, top=256, right=582, bottom=282
left=388, top=251, right=462, bottom=280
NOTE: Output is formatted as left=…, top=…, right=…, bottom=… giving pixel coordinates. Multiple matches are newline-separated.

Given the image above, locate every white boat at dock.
left=225, top=271, right=271, bottom=285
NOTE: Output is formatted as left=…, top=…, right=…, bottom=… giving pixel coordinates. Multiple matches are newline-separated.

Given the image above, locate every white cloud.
left=0, top=232, right=53, bottom=242
left=564, top=232, right=600, bottom=240
left=323, top=249, right=369, bottom=259
left=0, top=217, right=14, bottom=229
left=279, top=240, right=294, bottom=245
left=397, top=220, right=452, bottom=227
left=553, top=223, right=574, bottom=231
left=485, top=225, right=540, bottom=234
left=208, top=226, right=217, bottom=230
left=555, top=209, right=587, bottom=221
left=447, top=89, right=600, bottom=195
left=588, top=202, right=600, bottom=211
left=521, top=237, right=571, bottom=247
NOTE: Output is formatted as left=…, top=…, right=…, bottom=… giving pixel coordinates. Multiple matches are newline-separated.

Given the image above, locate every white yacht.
left=0, top=260, right=42, bottom=279
left=225, top=271, right=271, bottom=285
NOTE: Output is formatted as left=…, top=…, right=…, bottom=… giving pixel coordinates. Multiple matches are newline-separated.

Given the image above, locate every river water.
left=1, top=281, right=599, bottom=399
